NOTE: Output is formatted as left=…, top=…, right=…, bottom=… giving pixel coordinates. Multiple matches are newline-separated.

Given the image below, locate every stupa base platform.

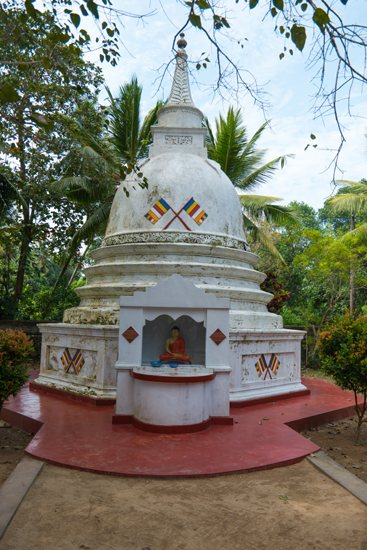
left=1, top=372, right=363, bottom=478
left=29, top=381, right=116, bottom=406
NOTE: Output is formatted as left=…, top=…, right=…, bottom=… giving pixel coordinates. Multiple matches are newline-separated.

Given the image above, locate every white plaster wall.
left=37, top=323, right=118, bottom=398
left=229, top=330, right=307, bottom=402
left=133, top=379, right=211, bottom=426
left=64, top=242, right=282, bottom=330
left=115, top=367, right=134, bottom=415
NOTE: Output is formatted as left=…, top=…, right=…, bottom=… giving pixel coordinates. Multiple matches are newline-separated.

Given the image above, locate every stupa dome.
left=64, top=34, right=282, bottom=331
left=104, top=153, right=248, bottom=250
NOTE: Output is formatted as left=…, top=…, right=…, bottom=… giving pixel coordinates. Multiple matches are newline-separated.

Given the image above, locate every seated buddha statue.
left=159, top=326, right=191, bottom=364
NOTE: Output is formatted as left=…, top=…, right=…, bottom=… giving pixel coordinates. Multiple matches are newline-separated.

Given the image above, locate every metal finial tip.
left=177, top=33, right=187, bottom=49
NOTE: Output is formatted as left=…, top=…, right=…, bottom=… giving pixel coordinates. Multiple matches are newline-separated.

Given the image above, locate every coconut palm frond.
left=239, top=194, right=283, bottom=211
left=106, top=77, right=143, bottom=164
left=203, top=116, right=215, bottom=150
left=240, top=195, right=299, bottom=226
left=51, top=175, right=115, bottom=205
left=78, top=145, right=112, bottom=170
left=334, top=180, right=367, bottom=191
left=243, top=215, right=286, bottom=265
left=236, top=156, right=285, bottom=192
left=327, top=179, right=367, bottom=212
left=326, top=193, right=367, bottom=212
left=242, top=121, right=268, bottom=156
left=210, top=108, right=250, bottom=184
left=262, top=203, right=300, bottom=226
left=66, top=201, right=113, bottom=258
left=138, top=100, right=165, bottom=159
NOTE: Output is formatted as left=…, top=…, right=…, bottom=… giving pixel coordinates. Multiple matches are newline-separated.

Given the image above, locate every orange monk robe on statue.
left=159, top=337, right=191, bottom=363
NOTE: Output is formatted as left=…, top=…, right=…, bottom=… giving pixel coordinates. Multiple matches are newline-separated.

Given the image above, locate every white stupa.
left=37, top=35, right=306, bottom=403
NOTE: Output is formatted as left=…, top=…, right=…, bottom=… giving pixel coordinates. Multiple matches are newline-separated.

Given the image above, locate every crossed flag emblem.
left=61, top=348, right=85, bottom=374
left=255, top=354, right=280, bottom=380
left=145, top=197, right=208, bottom=230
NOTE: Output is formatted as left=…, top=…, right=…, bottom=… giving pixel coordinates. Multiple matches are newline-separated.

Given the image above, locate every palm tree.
left=45, top=77, right=163, bottom=304
left=326, top=179, right=367, bottom=314
left=106, top=76, right=162, bottom=165
left=204, top=107, right=298, bottom=263
left=51, top=76, right=163, bottom=264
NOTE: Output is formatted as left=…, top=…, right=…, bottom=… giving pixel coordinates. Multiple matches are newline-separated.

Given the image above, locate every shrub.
left=0, top=329, right=33, bottom=412
left=260, top=272, right=290, bottom=314
left=318, top=312, right=367, bottom=442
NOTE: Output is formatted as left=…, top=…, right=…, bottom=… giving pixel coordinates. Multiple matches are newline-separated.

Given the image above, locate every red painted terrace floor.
left=1, top=372, right=363, bottom=478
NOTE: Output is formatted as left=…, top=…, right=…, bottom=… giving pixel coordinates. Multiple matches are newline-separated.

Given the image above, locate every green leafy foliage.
left=318, top=313, right=367, bottom=440
left=0, top=329, right=33, bottom=410
left=256, top=200, right=367, bottom=367
left=273, top=0, right=284, bottom=11
left=313, top=8, right=330, bottom=34
left=0, top=6, right=104, bottom=303
left=291, top=24, right=306, bottom=51
left=51, top=77, right=162, bottom=259
left=189, top=13, right=202, bottom=28
left=204, top=107, right=297, bottom=261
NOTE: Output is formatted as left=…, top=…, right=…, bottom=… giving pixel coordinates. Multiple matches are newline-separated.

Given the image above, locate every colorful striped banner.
left=184, top=198, right=208, bottom=226
left=60, top=348, right=85, bottom=374
left=73, top=349, right=85, bottom=373
left=254, top=354, right=280, bottom=380
left=184, top=198, right=201, bottom=217
left=145, top=198, right=171, bottom=225
left=194, top=210, right=208, bottom=225
left=269, top=353, right=280, bottom=375
left=61, top=348, right=72, bottom=371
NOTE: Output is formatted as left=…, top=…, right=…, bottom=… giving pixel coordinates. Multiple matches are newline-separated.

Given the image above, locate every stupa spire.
left=150, top=32, right=206, bottom=156
left=166, top=34, right=195, bottom=107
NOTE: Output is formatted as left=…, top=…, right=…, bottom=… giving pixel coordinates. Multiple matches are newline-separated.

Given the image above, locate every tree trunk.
left=13, top=108, right=31, bottom=303
left=13, top=235, right=30, bottom=302
left=350, top=210, right=356, bottom=316
left=67, top=243, right=90, bottom=288
left=354, top=393, right=367, bottom=444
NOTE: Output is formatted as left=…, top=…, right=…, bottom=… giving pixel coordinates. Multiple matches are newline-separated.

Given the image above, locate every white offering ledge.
left=132, top=366, right=215, bottom=383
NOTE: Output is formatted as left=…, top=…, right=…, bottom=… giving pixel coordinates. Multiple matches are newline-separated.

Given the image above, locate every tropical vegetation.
left=49, top=76, right=164, bottom=269
left=318, top=313, right=367, bottom=442
left=204, top=107, right=298, bottom=262
left=0, top=329, right=33, bottom=412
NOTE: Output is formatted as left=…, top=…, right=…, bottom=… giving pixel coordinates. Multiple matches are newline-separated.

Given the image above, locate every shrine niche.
left=114, top=274, right=233, bottom=432
left=142, top=314, right=205, bottom=366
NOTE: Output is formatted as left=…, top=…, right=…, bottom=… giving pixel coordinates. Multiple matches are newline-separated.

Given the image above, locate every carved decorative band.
left=164, top=135, right=193, bottom=145
left=160, top=107, right=200, bottom=115
left=102, top=232, right=249, bottom=251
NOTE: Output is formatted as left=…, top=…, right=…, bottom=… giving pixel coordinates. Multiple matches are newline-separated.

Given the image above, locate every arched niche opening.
left=142, top=314, right=206, bottom=366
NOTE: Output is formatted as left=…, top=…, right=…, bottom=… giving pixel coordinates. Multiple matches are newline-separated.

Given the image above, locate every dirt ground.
left=0, top=421, right=33, bottom=487
left=0, top=363, right=39, bottom=487
left=303, top=416, right=367, bottom=483
left=301, top=369, right=367, bottom=483
left=1, top=460, right=367, bottom=550
left=301, top=367, right=334, bottom=384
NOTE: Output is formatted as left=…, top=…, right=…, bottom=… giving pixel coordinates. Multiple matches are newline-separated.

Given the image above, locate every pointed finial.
left=177, top=33, right=187, bottom=50
left=166, top=33, right=194, bottom=107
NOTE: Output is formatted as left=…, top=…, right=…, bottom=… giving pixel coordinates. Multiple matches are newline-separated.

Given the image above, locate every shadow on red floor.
left=1, top=372, right=362, bottom=478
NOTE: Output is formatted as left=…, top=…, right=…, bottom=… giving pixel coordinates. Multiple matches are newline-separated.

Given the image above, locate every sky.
left=84, top=0, right=367, bottom=210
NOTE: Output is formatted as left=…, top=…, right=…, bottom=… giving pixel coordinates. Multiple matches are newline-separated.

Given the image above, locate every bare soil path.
left=1, top=460, right=367, bottom=550
left=0, top=423, right=33, bottom=487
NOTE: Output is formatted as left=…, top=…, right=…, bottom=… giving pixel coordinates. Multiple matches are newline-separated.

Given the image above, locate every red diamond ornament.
left=122, top=326, right=139, bottom=343
left=210, top=328, right=226, bottom=346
